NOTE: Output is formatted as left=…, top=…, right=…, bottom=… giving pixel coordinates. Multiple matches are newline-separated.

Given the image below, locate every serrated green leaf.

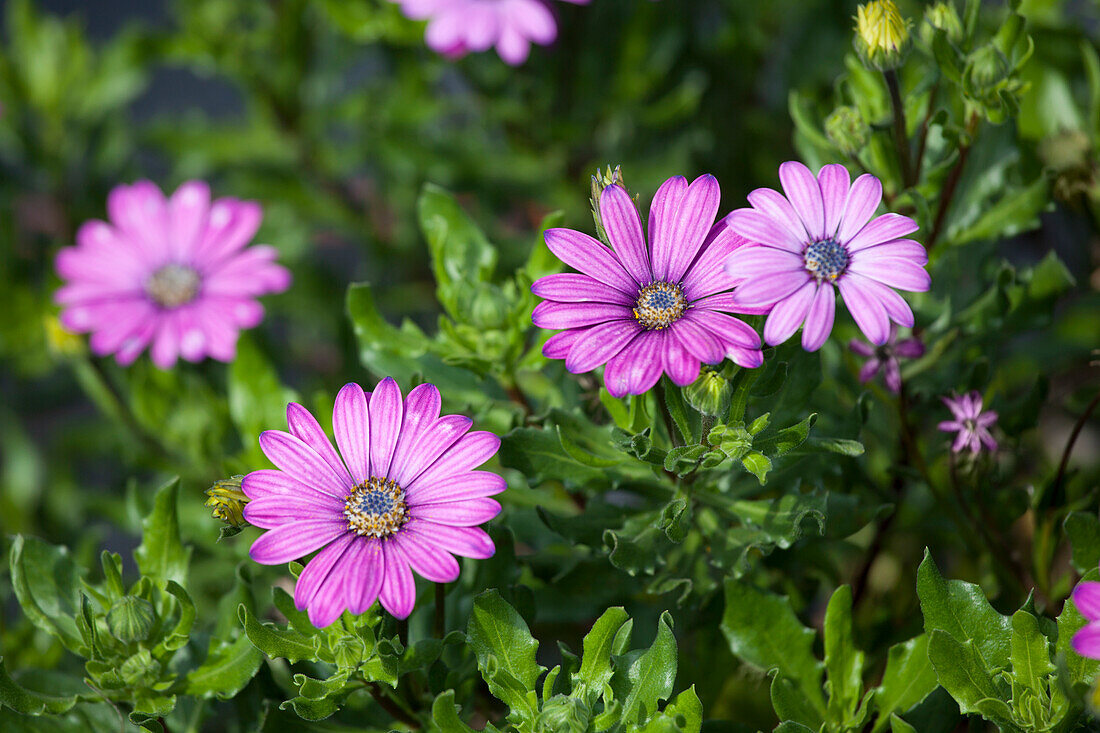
left=467, top=590, right=544, bottom=717
left=740, top=451, right=771, bottom=485
left=575, top=607, right=631, bottom=698
left=824, top=585, right=864, bottom=724
left=186, top=634, right=263, bottom=700
left=0, top=658, right=78, bottom=715
left=872, top=635, right=939, bottom=733
left=134, top=478, right=190, bottom=588
left=615, top=611, right=678, bottom=726
left=926, top=630, right=1014, bottom=726
left=721, top=580, right=826, bottom=716
left=771, top=673, right=825, bottom=730
left=916, top=550, right=1011, bottom=669
left=1063, top=511, right=1100, bottom=572
left=1010, top=610, right=1054, bottom=695
left=755, top=414, right=817, bottom=457
left=418, top=183, right=497, bottom=319
left=8, top=535, right=84, bottom=652
left=239, top=605, right=318, bottom=663
left=432, top=689, right=476, bottom=732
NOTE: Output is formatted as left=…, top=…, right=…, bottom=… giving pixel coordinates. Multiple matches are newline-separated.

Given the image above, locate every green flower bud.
left=590, top=164, right=626, bottom=245
left=120, top=648, right=161, bottom=687
left=107, top=595, right=156, bottom=644
left=205, top=475, right=248, bottom=528
left=965, top=44, right=1011, bottom=91
left=854, top=0, right=912, bottom=70
left=922, top=2, right=964, bottom=44
left=469, top=284, right=508, bottom=330
left=684, top=369, right=731, bottom=417
left=825, top=106, right=870, bottom=157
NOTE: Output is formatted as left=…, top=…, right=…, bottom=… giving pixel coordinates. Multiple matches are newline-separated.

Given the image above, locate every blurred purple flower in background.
left=724, top=162, right=929, bottom=351
left=938, top=391, right=999, bottom=454
left=391, top=0, right=590, bottom=65
left=850, top=325, right=924, bottom=392
left=532, top=175, right=764, bottom=397
left=244, top=379, right=503, bottom=626
left=55, top=180, right=290, bottom=369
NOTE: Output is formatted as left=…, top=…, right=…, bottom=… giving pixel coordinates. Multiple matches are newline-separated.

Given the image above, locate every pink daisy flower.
left=531, top=175, right=765, bottom=398
left=723, top=162, right=930, bottom=351
left=938, top=391, right=998, bottom=454
left=849, top=325, right=924, bottom=393
left=392, top=0, right=590, bottom=66
left=1071, top=580, right=1100, bottom=659
left=55, top=180, right=290, bottom=369
left=243, top=378, right=503, bottom=626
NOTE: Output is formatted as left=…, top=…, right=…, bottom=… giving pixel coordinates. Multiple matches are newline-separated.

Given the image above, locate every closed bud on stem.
left=205, top=475, right=248, bottom=528
left=590, top=164, right=625, bottom=245
left=965, top=44, right=1011, bottom=89
left=825, top=106, right=870, bottom=157
left=854, top=0, right=911, bottom=70
left=106, top=595, right=156, bottom=644
left=684, top=369, right=731, bottom=417
left=922, top=1, right=964, bottom=45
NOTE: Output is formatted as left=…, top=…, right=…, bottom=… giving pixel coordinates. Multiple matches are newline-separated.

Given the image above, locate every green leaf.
left=872, top=635, right=939, bottom=733
left=1064, top=513, right=1100, bottom=575
left=617, top=611, right=678, bottom=725
left=499, top=426, right=604, bottom=486
left=467, top=590, right=544, bottom=716
left=228, top=335, right=298, bottom=461
left=662, top=381, right=693, bottom=444
left=824, top=586, right=864, bottom=724
left=432, top=689, right=476, bottom=733
left=755, top=414, right=817, bottom=457
left=639, top=685, right=703, bottom=733
left=888, top=714, right=918, bottom=733
left=721, top=580, right=826, bottom=716
left=916, top=550, right=1011, bottom=669
left=575, top=607, right=631, bottom=698
left=0, top=658, right=78, bottom=715
left=239, top=605, right=318, bottom=663
left=134, top=478, right=190, bottom=588
left=418, top=183, right=497, bottom=319
left=8, top=535, right=84, bottom=651
left=1010, top=610, right=1054, bottom=695
left=186, top=634, right=263, bottom=700
left=771, top=673, right=825, bottom=730
left=740, top=451, right=771, bottom=485
left=926, top=630, right=1014, bottom=726
left=951, top=175, right=1050, bottom=246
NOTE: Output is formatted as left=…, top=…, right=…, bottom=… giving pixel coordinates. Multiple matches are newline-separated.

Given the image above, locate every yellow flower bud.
left=43, top=314, right=84, bottom=357
left=855, top=0, right=911, bottom=70
left=205, top=475, right=248, bottom=528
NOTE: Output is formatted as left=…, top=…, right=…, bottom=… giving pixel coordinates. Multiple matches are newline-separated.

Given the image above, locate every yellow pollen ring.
left=343, top=477, right=409, bottom=539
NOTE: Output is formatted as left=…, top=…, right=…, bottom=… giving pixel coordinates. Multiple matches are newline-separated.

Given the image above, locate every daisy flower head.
left=1071, top=580, right=1100, bottom=660
left=724, top=162, right=930, bottom=352
left=938, top=391, right=998, bottom=454
left=392, top=0, right=590, bottom=66
left=55, top=180, right=290, bottom=369
left=850, top=325, right=924, bottom=393
left=243, top=379, right=504, bottom=626
left=532, top=175, right=765, bottom=398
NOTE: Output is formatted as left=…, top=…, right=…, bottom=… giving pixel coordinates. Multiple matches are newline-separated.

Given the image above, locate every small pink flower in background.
left=849, top=325, right=924, bottom=393
left=724, top=162, right=930, bottom=351
left=392, top=0, right=590, bottom=65
left=244, top=379, right=503, bottom=626
left=938, top=391, right=998, bottom=454
left=55, top=180, right=290, bottom=369
left=1072, top=581, right=1100, bottom=659
left=532, top=175, right=765, bottom=398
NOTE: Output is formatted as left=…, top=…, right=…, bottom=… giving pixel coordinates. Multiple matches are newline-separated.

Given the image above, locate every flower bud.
left=205, top=475, right=248, bottom=528
left=590, top=165, right=625, bottom=245
left=684, top=369, right=731, bottom=417
left=120, top=648, right=161, bottom=687
left=922, top=1, right=964, bottom=44
left=854, top=0, right=912, bottom=70
left=965, top=44, right=1010, bottom=90
left=825, top=106, right=870, bottom=157
left=107, top=595, right=156, bottom=643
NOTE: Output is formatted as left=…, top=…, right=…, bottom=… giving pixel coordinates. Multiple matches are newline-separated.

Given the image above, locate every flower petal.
left=295, top=533, right=355, bottom=611
left=1072, top=622, right=1100, bottom=659
left=763, top=280, right=816, bottom=346
left=369, top=377, right=403, bottom=478
left=413, top=497, right=501, bottom=526
left=779, top=161, right=826, bottom=241
left=801, top=283, right=836, bottom=351
left=531, top=273, right=634, bottom=305
left=333, top=383, right=371, bottom=486
left=544, top=228, right=638, bottom=295
left=663, top=338, right=700, bottom=386
left=408, top=431, right=501, bottom=490
left=655, top=174, right=721, bottom=283
left=542, top=329, right=585, bottom=360
left=287, top=402, right=351, bottom=486
left=405, top=519, right=495, bottom=559
left=345, top=538, right=386, bottom=615
left=378, top=542, right=416, bottom=619
left=746, top=187, right=808, bottom=246
left=846, top=273, right=915, bottom=327
left=603, top=330, right=665, bottom=397
left=532, top=301, right=633, bottom=330
left=848, top=256, right=930, bottom=292
left=389, top=415, right=472, bottom=486
left=249, top=520, right=346, bottom=565
left=388, top=383, right=444, bottom=487
left=818, top=164, right=851, bottom=239
left=724, top=244, right=804, bottom=282
left=407, top=470, right=507, bottom=504
left=600, top=184, right=650, bottom=284
left=836, top=174, right=883, bottom=243
left=726, top=209, right=803, bottom=253
left=564, top=320, right=640, bottom=373
left=259, top=430, right=355, bottom=494
left=732, top=270, right=810, bottom=309
left=845, top=213, right=920, bottom=252
left=395, top=533, right=461, bottom=583
left=682, top=310, right=760, bottom=349
left=669, top=318, right=725, bottom=363
left=837, top=276, right=890, bottom=345
left=244, top=495, right=343, bottom=529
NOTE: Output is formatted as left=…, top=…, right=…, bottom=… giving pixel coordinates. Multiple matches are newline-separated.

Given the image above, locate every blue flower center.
left=633, top=282, right=687, bottom=330
left=146, top=264, right=201, bottom=308
left=803, top=239, right=849, bottom=282
left=343, top=477, right=408, bottom=539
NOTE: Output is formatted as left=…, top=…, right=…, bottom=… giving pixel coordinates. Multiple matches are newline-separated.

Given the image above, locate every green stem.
left=884, top=69, right=914, bottom=188
left=70, top=356, right=172, bottom=462
left=367, top=682, right=421, bottom=729
left=434, top=583, right=446, bottom=639
left=927, top=113, right=979, bottom=252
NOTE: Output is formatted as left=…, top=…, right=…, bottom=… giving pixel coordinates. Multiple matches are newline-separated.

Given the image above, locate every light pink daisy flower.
left=392, top=0, right=590, bottom=66
left=1071, top=580, right=1100, bottom=659
left=244, top=378, right=503, bottom=626
left=531, top=175, right=765, bottom=398
left=938, top=391, right=998, bottom=454
left=849, top=325, right=925, bottom=393
left=724, top=162, right=930, bottom=351
left=55, top=180, right=290, bottom=369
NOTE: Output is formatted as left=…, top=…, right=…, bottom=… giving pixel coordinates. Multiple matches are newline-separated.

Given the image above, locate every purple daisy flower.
left=937, top=391, right=998, bottom=454
left=531, top=175, right=765, bottom=397
left=392, top=0, right=589, bottom=66
left=1072, top=581, right=1100, bottom=659
left=55, top=180, right=290, bottom=369
left=243, top=378, right=504, bottom=626
left=723, top=162, right=930, bottom=351
left=849, top=325, right=925, bottom=393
